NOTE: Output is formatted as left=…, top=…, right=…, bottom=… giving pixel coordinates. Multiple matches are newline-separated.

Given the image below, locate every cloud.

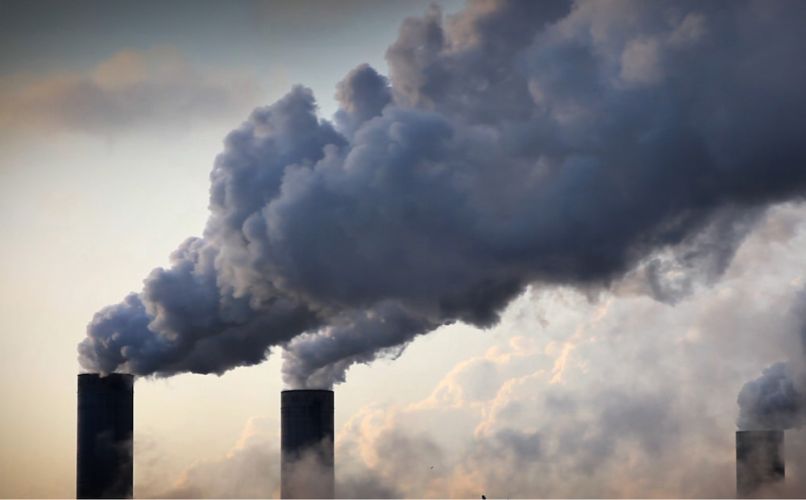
left=334, top=63, right=392, bottom=136
left=139, top=417, right=280, bottom=499
left=0, top=46, right=259, bottom=135
left=737, top=288, right=806, bottom=431
left=137, top=203, right=806, bottom=497
left=138, top=413, right=401, bottom=499
left=328, top=203, right=806, bottom=498
left=77, top=0, right=806, bottom=390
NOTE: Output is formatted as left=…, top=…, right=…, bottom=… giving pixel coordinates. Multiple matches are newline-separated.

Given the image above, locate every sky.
left=2, top=0, right=806, bottom=498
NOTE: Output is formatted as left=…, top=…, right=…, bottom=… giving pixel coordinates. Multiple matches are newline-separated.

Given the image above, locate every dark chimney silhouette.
left=736, top=430, right=784, bottom=498
left=77, top=373, right=134, bottom=499
left=281, top=389, right=334, bottom=499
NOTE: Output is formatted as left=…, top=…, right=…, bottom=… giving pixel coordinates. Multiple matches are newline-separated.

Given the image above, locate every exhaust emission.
left=736, top=430, right=784, bottom=498
left=281, top=389, right=334, bottom=499
left=76, top=373, right=134, bottom=499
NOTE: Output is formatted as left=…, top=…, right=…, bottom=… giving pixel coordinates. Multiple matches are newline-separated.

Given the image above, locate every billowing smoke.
left=738, top=363, right=805, bottom=430
left=79, top=0, right=806, bottom=388
left=738, top=290, right=806, bottom=430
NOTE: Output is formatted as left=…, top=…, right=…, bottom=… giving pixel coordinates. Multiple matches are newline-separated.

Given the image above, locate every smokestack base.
left=281, top=389, right=334, bottom=499
left=736, top=430, right=784, bottom=498
left=77, top=373, right=134, bottom=499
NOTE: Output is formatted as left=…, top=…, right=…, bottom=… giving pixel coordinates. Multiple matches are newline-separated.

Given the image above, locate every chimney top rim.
left=78, top=372, right=134, bottom=380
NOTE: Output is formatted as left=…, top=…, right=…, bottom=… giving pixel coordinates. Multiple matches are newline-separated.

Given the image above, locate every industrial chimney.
left=736, top=430, right=785, bottom=498
left=77, top=373, right=134, bottom=499
left=281, top=389, right=335, bottom=499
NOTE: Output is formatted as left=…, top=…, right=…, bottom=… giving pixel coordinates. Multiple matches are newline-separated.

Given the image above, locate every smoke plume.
left=79, top=0, right=806, bottom=388
left=738, top=290, right=806, bottom=430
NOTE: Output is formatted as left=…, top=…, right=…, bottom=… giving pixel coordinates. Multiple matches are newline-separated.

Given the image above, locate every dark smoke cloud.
left=738, top=362, right=805, bottom=430
left=334, top=63, right=392, bottom=136
left=643, top=207, right=763, bottom=304
left=738, top=290, right=806, bottom=430
left=79, top=0, right=806, bottom=388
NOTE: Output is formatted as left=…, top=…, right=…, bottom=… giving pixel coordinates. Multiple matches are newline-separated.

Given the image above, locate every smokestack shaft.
left=77, top=373, right=134, bottom=499
left=281, top=389, right=334, bottom=499
left=736, top=430, right=784, bottom=498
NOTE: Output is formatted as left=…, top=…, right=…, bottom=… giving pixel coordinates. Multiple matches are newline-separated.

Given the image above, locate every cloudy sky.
left=2, top=0, right=806, bottom=498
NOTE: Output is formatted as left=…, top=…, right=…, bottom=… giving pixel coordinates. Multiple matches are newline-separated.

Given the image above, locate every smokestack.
left=77, top=373, right=134, bottom=499
left=736, top=430, right=785, bottom=498
left=281, top=389, right=334, bottom=499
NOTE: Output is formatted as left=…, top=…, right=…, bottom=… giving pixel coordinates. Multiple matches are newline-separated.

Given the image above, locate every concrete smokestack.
left=77, top=373, right=134, bottom=499
left=281, top=389, right=334, bottom=499
left=736, top=430, right=785, bottom=498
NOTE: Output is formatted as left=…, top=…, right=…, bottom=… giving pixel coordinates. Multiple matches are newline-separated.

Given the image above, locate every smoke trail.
left=79, top=0, right=806, bottom=388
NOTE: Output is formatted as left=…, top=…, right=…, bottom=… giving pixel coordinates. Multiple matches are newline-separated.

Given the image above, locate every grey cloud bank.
left=0, top=47, right=258, bottom=135
left=79, top=0, right=806, bottom=389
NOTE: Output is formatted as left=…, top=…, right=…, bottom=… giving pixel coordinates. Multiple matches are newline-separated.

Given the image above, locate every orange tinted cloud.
left=0, top=46, right=260, bottom=136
